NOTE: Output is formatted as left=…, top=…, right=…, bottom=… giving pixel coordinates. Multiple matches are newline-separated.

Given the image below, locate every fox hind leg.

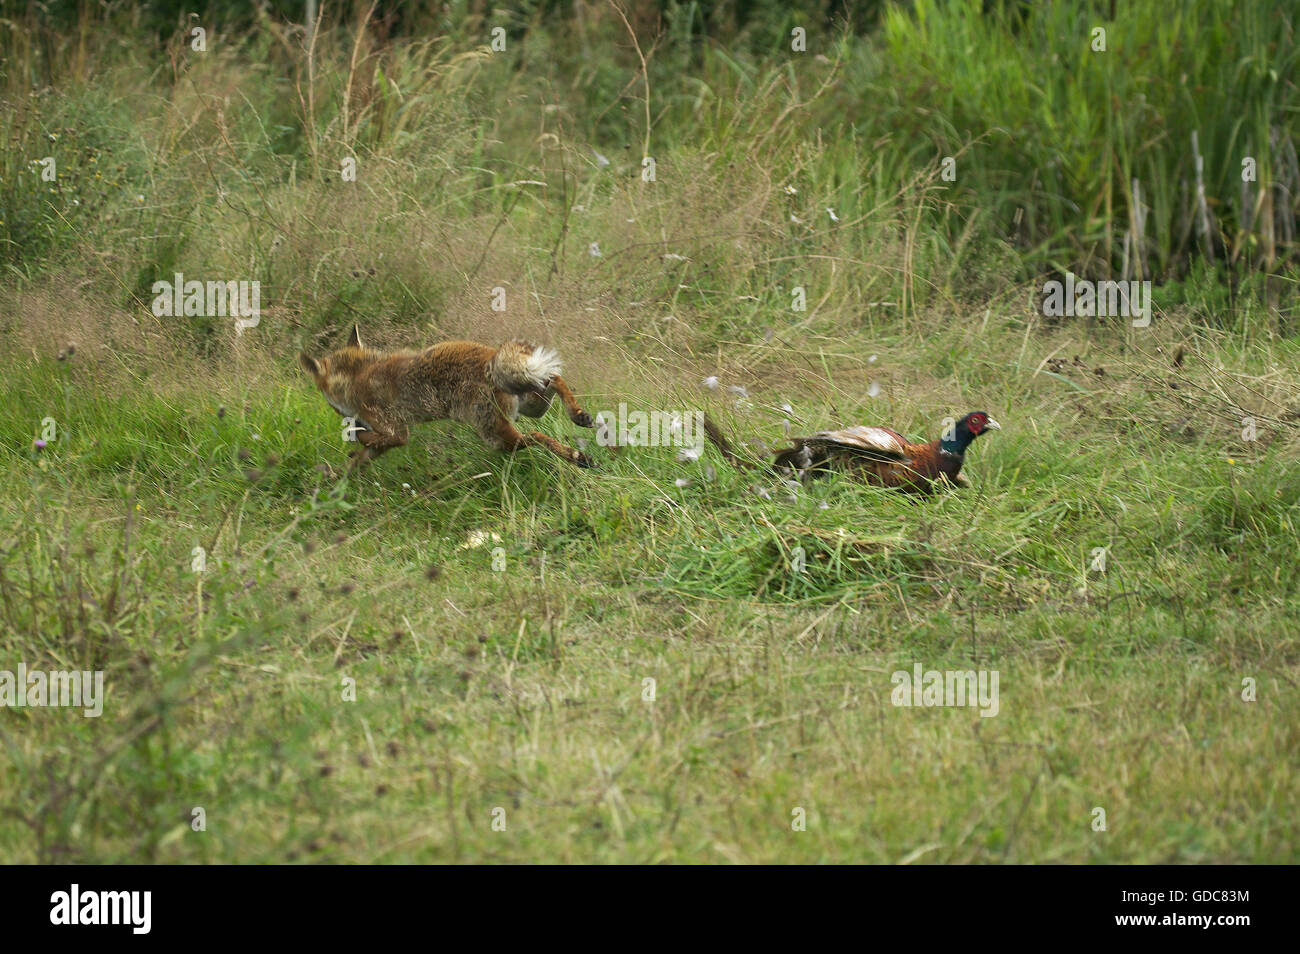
left=481, top=415, right=593, bottom=468
left=515, top=391, right=553, bottom=419
left=549, top=375, right=594, bottom=428
left=514, top=376, right=592, bottom=427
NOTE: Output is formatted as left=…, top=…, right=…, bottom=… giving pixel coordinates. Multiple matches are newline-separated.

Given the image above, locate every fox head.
left=299, top=323, right=371, bottom=419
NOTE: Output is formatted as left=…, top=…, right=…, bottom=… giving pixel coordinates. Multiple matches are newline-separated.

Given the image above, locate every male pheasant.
left=705, top=412, right=1000, bottom=493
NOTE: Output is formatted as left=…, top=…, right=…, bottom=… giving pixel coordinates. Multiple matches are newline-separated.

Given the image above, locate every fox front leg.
left=345, top=420, right=409, bottom=471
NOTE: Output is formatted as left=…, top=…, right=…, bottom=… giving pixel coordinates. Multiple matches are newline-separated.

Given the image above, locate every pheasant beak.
left=985, top=418, right=1002, bottom=431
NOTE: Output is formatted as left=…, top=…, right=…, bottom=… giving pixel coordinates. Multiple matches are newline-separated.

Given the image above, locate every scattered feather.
left=458, top=530, right=503, bottom=551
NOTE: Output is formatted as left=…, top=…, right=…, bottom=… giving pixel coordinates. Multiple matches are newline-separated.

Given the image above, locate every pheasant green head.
left=940, top=412, right=1001, bottom=455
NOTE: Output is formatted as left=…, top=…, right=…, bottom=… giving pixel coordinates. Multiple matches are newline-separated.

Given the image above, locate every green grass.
left=0, top=1, right=1298, bottom=863
left=1, top=318, right=1297, bottom=863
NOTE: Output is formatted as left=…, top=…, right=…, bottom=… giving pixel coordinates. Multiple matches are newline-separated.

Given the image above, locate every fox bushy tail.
left=489, top=340, right=563, bottom=394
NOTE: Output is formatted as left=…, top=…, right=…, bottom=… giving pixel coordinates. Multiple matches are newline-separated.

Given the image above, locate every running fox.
left=299, top=324, right=596, bottom=471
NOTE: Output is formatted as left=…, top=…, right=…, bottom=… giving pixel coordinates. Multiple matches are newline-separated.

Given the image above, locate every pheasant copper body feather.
left=705, top=412, right=1001, bottom=493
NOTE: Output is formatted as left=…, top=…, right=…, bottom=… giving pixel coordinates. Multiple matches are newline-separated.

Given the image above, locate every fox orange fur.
left=299, top=324, right=595, bottom=472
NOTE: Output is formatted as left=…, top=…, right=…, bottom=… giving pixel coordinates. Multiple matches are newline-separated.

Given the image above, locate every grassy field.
left=1, top=1, right=1298, bottom=863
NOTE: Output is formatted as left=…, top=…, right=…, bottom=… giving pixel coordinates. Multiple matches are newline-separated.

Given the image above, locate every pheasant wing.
left=800, top=426, right=909, bottom=464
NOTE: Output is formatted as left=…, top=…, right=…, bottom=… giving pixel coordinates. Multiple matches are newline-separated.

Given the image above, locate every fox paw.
left=574, top=450, right=596, bottom=469
left=571, top=410, right=594, bottom=428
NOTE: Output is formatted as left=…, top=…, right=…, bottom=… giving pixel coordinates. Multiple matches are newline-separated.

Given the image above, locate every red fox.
left=299, top=324, right=595, bottom=471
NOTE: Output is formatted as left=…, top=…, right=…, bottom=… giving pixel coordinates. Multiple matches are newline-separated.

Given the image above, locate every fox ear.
left=299, top=352, right=322, bottom=377
left=347, top=323, right=362, bottom=349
